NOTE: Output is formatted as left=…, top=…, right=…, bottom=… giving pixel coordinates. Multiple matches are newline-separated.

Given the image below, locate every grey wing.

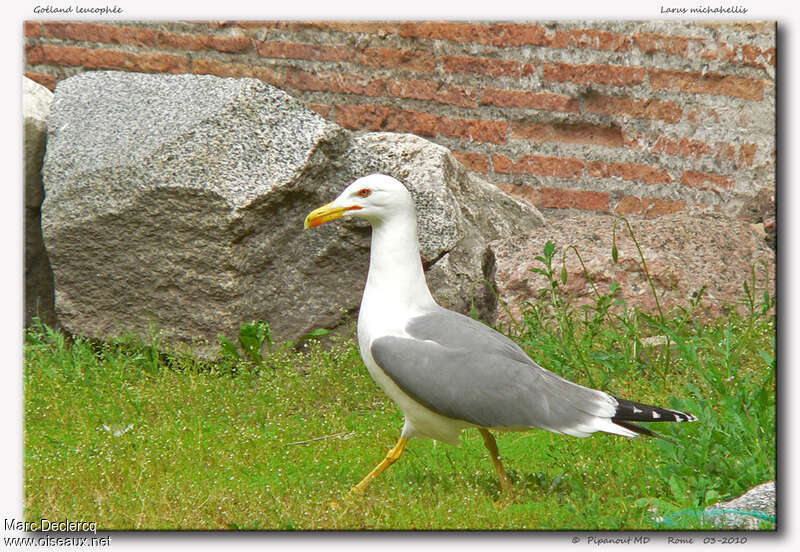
left=370, top=307, right=621, bottom=436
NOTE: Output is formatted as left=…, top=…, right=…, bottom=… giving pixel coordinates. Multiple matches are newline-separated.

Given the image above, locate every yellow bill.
left=304, top=202, right=361, bottom=229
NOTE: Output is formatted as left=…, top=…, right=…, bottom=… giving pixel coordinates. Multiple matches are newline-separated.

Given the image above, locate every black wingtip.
left=611, top=396, right=697, bottom=424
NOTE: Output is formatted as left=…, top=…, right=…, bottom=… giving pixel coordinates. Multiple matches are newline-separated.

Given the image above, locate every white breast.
left=357, top=301, right=471, bottom=445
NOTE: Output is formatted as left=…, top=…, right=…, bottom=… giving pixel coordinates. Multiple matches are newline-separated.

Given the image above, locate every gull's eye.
left=358, top=188, right=372, bottom=198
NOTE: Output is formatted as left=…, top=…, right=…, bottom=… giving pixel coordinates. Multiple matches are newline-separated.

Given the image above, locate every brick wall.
left=24, top=20, right=775, bottom=218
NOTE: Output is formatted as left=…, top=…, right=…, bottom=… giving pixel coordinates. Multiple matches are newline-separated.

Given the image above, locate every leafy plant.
left=218, top=320, right=273, bottom=366
left=218, top=321, right=331, bottom=368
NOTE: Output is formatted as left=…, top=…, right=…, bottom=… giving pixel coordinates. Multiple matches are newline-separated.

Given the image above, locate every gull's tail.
left=610, top=397, right=697, bottom=442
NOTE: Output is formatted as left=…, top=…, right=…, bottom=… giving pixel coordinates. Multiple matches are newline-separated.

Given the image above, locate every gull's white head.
left=304, top=174, right=414, bottom=229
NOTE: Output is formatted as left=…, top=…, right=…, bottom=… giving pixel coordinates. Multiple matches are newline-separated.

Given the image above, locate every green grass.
left=23, top=241, right=775, bottom=530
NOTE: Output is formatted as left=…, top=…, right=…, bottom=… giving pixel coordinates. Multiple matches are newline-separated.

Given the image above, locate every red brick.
left=439, top=117, right=508, bottom=144
left=480, top=88, right=579, bottom=113
left=493, top=154, right=584, bottom=178
left=644, top=198, right=686, bottom=217
left=335, top=105, right=507, bottom=143
left=540, top=188, right=609, bottom=211
left=357, top=47, right=436, bottom=72
left=585, top=94, right=682, bottom=123
left=739, top=143, right=758, bottom=167
left=82, top=49, right=128, bottom=69
left=543, top=62, right=646, bottom=86
left=686, top=107, right=722, bottom=125
left=627, top=132, right=713, bottom=159
left=614, top=195, right=644, bottom=216
left=650, top=69, right=764, bottom=101
left=442, top=55, right=534, bottom=78
left=26, top=44, right=126, bottom=70
left=117, top=26, right=158, bottom=48
left=633, top=32, right=689, bottom=56
left=387, top=79, right=479, bottom=108
left=681, top=171, right=734, bottom=192
left=286, top=69, right=386, bottom=96
left=398, top=22, right=493, bottom=43
left=156, top=30, right=210, bottom=50
left=306, top=103, right=331, bottom=118
left=208, top=35, right=253, bottom=53
left=651, top=136, right=712, bottom=158
left=452, top=151, right=490, bottom=173
left=256, top=41, right=353, bottom=62
left=511, top=121, right=624, bottom=148
left=615, top=195, right=686, bottom=217
left=652, top=135, right=712, bottom=158
left=741, top=44, right=776, bottom=68
left=715, top=143, right=737, bottom=164
left=24, top=44, right=44, bottom=65
left=403, top=110, right=443, bottom=137
left=387, top=78, right=437, bottom=100
left=123, top=51, right=190, bottom=73
left=552, top=29, right=630, bottom=51
left=496, top=183, right=541, bottom=207
left=335, top=104, right=396, bottom=131
left=285, top=69, right=328, bottom=92
left=192, top=59, right=283, bottom=86
left=43, top=22, right=157, bottom=47
left=24, top=72, right=56, bottom=90
left=488, top=24, right=551, bottom=47
left=434, top=85, right=480, bottom=108
left=24, top=22, right=42, bottom=38
left=587, top=161, right=672, bottom=185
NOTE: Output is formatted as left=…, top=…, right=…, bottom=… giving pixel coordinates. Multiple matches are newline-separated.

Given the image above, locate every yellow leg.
left=349, top=436, right=408, bottom=494
left=479, top=428, right=512, bottom=494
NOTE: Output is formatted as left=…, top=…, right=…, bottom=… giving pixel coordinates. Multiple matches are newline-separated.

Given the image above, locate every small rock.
left=704, top=481, right=776, bottom=529
left=738, top=187, right=775, bottom=250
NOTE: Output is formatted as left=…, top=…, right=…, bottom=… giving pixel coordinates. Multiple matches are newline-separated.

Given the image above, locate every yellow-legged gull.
left=305, top=174, right=697, bottom=494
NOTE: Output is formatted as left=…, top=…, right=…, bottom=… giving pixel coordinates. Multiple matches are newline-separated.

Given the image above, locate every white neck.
left=362, top=210, right=436, bottom=317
